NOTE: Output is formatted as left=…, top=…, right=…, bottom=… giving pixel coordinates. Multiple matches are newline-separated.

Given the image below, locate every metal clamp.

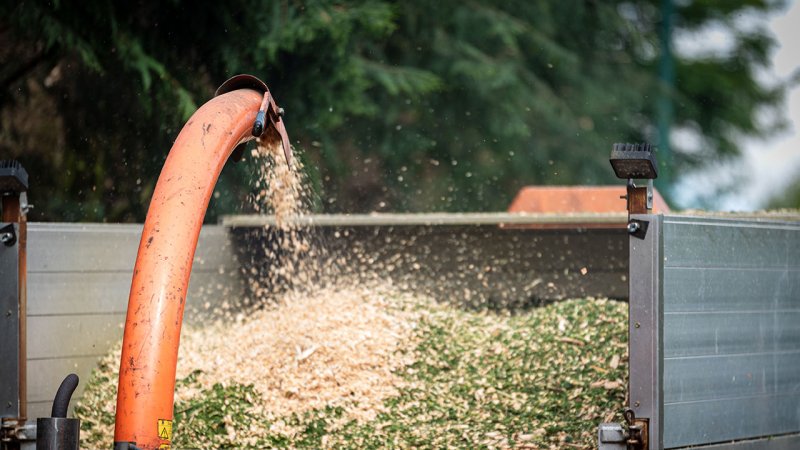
left=251, top=90, right=293, bottom=167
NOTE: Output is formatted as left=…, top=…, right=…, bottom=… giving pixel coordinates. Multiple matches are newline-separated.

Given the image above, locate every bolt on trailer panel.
left=629, top=213, right=800, bottom=449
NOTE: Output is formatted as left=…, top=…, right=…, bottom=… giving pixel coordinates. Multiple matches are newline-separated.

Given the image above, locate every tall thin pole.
left=657, top=0, right=674, bottom=197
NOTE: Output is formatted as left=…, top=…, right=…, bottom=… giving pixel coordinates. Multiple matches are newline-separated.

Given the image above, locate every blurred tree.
left=768, top=172, right=800, bottom=208
left=0, top=0, right=789, bottom=221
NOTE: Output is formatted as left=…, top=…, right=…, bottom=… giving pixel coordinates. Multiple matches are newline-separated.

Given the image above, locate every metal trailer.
left=601, top=144, right=800, bottom=449
left=4, top=152, right=800, bottom=449
left=233, top=208, right=799, bottom=450
left=1, top=202, right=630, bottom=449
left=3, top=212, right=800, bottom=449
left=601, top=213, right=800, bottom=449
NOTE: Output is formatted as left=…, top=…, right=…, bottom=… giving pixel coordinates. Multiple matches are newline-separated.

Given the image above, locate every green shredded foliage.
left=172, top=376, right=265, bottom=448
left=73, top=351, right=119, bottom=446
left=76, top=298, right=627, bottom=449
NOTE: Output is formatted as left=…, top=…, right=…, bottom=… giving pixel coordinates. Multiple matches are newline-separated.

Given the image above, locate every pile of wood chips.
left=75, top=282, right=426, bottom=448
left=176, top=283, right=421, bottom=422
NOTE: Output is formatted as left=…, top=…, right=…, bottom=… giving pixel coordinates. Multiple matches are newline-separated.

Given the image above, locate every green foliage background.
left=0, top=0, right=789, bottom=221
left=768, top=168, right=800, bottom=208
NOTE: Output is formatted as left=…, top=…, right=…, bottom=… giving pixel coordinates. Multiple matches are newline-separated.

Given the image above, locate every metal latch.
left=598, top=409, right=648, bottom=450
left=624, top=409, right=648, bottom=449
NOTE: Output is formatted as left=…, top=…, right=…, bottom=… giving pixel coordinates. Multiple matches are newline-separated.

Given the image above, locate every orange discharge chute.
left=113, top=77, right=288, bottom=449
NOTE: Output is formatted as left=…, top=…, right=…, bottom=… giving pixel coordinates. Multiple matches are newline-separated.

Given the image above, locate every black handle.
left=252, top=110, right=266, bottom=137
left=51, top=373, right=79, bottom=418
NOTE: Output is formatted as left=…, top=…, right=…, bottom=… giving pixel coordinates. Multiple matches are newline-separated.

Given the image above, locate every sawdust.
left=177, top=283, right=422, bottom=422
left=77, top=283, right=427, bottom=449
left=249, top=138, right=309, bottom=228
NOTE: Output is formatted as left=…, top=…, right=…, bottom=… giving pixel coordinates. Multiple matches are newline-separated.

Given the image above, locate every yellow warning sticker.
left=157, top=418, right=173, bottom=441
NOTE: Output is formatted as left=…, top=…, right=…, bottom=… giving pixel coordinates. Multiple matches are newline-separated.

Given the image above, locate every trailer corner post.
left=628, top=213, right=663, bottom=450
left=0, top=160, right=30, bottom=450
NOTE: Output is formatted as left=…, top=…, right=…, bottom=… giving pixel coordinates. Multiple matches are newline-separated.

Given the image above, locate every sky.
left=673, top=2, right=800, bottom=210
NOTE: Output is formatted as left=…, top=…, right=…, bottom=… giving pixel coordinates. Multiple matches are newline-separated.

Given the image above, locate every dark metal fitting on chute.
left=251, top=90, right=292, bottom=167
left=215, top=74, right=293, bottom=167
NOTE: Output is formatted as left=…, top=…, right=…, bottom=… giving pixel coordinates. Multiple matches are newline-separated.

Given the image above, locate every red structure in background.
left=506, top=186, right=670, bottom=228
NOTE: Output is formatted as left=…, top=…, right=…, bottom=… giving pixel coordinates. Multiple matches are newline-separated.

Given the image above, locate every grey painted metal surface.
left=24, top=223, right=243, bottom=419
left=628, top=214, right=663, bottom=450
left=658, top=215, right=800, bottom=448
left=1, top=223, right=20, bottom=418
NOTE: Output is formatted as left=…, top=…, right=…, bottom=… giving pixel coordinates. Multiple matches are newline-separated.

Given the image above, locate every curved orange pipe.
left=114, top=88, right=263, bottom=449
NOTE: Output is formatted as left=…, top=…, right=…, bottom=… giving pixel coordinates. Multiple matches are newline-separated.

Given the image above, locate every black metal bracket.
left=627, top=219, right=649, bottom=240
left=0, top=223, right=15, bottom=246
